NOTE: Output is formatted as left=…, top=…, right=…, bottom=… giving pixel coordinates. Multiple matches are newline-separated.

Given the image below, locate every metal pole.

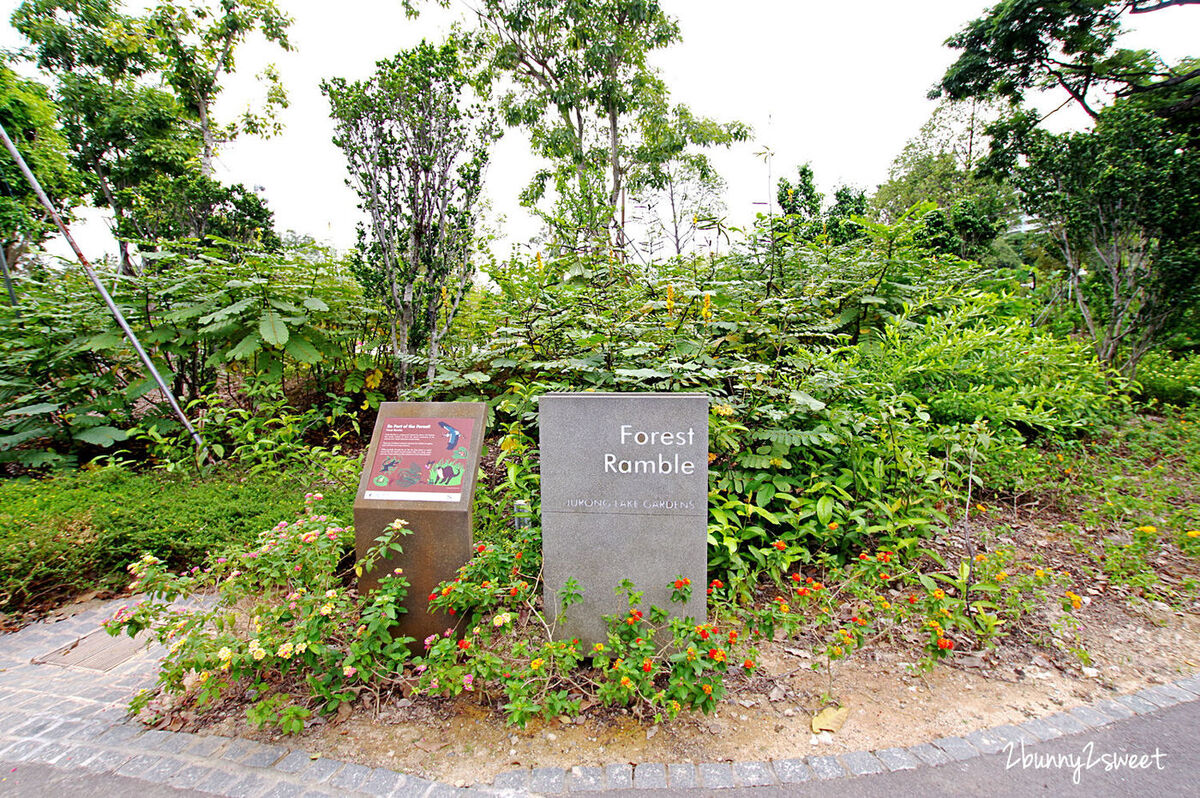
left=0, top=122, right=210, bottom=462
left=0, top=241, right=19, bottom=314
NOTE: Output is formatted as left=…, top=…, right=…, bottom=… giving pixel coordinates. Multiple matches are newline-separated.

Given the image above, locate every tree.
left=470, top=0, right=744, bottom=251
left=146, top=0, right=292, bottom=176
left=117, top=171, right=278, bottom=251
left=935, top=0, right=1200, bottom=127
left=872, top=101, right=1017, bottom=262
left=12, top=0, right=290, bottom=271
left=776, top=165, right=867, bottom=246
left=987, top=103, right=1200, bottom=373
left=324, top=38, right=499, bottom=388
left=0, top=63, right=82, bottom=271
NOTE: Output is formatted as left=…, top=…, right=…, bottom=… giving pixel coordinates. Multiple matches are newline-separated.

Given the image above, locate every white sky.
left=2, top=0, right=1196, bottom=260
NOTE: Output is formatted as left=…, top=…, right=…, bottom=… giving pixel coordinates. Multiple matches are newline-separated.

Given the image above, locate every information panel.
left=363, top=417, right=476, bottom=502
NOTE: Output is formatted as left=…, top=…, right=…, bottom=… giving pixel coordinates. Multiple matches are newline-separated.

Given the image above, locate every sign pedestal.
left=353, top=402, right=486, bottom=647
left=539, top=393, right=708, bottom=648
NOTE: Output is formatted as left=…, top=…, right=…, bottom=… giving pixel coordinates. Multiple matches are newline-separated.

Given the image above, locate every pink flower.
left=216, top=557, right=227, bottom=564
left=463, top=674, right=474, bottom=691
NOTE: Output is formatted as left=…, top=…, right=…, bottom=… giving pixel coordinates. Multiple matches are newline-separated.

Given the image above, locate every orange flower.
left=701, top=684, right=713, bottom=695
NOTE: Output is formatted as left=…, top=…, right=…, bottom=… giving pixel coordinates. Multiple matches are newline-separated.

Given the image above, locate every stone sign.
left=539, top=392, right=708, bottom=647
left=354, top=402, right=486, bottom=646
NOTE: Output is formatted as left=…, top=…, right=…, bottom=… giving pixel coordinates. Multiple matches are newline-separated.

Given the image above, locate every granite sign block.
left=539, top=392, right=708, bottom=646
left=353, top=402, right=486, bottom=647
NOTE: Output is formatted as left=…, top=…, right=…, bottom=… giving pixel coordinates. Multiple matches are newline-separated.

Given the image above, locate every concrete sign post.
left=354, top=402, right=486, bottom=646
left=539, top=392, right=708, bottom=647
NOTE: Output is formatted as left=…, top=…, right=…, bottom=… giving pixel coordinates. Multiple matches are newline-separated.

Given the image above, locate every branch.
left=1129, top=1, right=1200, bottom=14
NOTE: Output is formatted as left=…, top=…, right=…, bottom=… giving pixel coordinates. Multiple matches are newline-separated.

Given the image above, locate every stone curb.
left=2, top=601, right=1198, bottom=796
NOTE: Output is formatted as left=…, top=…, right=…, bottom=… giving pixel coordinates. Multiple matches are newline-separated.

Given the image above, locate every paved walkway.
left=1, top=599, right=1198, bottom=796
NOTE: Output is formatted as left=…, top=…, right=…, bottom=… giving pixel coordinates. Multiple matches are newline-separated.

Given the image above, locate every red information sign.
left=363, top=417, right=476, bottom=502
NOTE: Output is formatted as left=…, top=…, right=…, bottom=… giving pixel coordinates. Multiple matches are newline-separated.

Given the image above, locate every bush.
left=1135, top=352, right=1200, bottom=406
left=0, top=464, right=351, bottom=613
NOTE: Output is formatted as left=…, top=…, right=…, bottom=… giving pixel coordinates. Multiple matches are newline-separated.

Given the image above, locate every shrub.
left=0, top=464, right=347, bottom=613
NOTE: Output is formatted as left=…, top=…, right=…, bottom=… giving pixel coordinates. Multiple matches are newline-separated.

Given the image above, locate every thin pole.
left=0, top=241, right=19, bottom=313
left=0, top=122, right=210, bottom=462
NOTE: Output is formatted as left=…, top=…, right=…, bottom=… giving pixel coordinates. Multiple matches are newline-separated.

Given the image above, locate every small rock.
left=454, top=781, right=466, bottom=788
left=783, top=708, right=795, bottom=718
left=558, top=715, right=571, bottom=725
left=1082, top=666, right=1100, bottom=678
left=818, top=731, right=834, bottom=744
left=810, top=733, right=820, bottom=746
left=1031, top=654, right=1053, bottom=669
left=395, top=698, right=412, bottom=708
left=737, top=698, right=757, bottom=708
left=768, top=685, right=786, bottom=702
left=646, top=726, right=658, bottom=740
left=546, top=732, right=557, bottom=742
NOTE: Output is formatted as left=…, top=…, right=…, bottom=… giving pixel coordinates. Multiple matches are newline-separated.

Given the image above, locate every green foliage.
left=1135, top=352, right=1200, bottom=405
left=987, top=103, right=1200, bottom=373
left=0, top=464, right=331, bottom=613
left=324, top=35, right=499, bottom=389
left=0, top=62, right=82, bottom=270
left=935, top=0, right=1200, bottom=128
left=0, top=241, right=387, bottom=467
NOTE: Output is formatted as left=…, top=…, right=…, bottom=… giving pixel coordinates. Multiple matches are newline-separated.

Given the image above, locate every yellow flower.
left=713, top=404, right=735, bottom=417
left=277, top=642, right=294, bottom=658
left=593, top=643, right=605, bottom=653
left=217, top=647, right=233, bottom=662
left=1135, top=525, right=1157, bottom=534
left=530, top=658, right=544, bottom=671
left=932, top=589, right=945, bottom=600
left=996, top=571, right=1008, bottom=582
left=319, top=603, right=333, bottom=616
left=1035, top=569, right=1046, bottom=578
left=1188, top=530, right=1200, bottom=538
left=197, top=670, right=210, bottom=684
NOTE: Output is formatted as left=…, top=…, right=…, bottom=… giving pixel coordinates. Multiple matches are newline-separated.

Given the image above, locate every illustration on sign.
left=363, top=417, right=475, bottom=502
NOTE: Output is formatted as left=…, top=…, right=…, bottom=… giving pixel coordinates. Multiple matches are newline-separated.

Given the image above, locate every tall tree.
left=324, top=37, right=499, bottom=388
left=935, top=0, right=1200, bottom=128
left=987, top=103, right=1200, bottom=374
left=146, top=0, right=293, bottom=176
left=0, top=63, right=82, bottom=271
left=12, top=0, right=290, bottom=270
left=470, top=0, right=743, bottom=251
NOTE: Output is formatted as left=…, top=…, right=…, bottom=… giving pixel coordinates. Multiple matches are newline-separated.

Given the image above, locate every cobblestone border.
left=2, top=600, right=1198, bottom=796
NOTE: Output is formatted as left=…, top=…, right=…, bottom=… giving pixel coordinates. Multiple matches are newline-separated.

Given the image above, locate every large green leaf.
left=816, top=494, right=835, bottom=526
left=258, top=310, right=289, bottom=347
left=284, top=335, right=322, bottom=364
left=72, top=425, right=128, bottom=447
left=302, top=296, right=330, bottom=312
left=4, top=402, right=59, bottom=417
left=228, top=331, right=263, bottom=361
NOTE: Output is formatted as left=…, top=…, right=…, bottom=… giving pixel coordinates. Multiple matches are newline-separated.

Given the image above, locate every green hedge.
left=0, top=465, right=353, bottom=614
